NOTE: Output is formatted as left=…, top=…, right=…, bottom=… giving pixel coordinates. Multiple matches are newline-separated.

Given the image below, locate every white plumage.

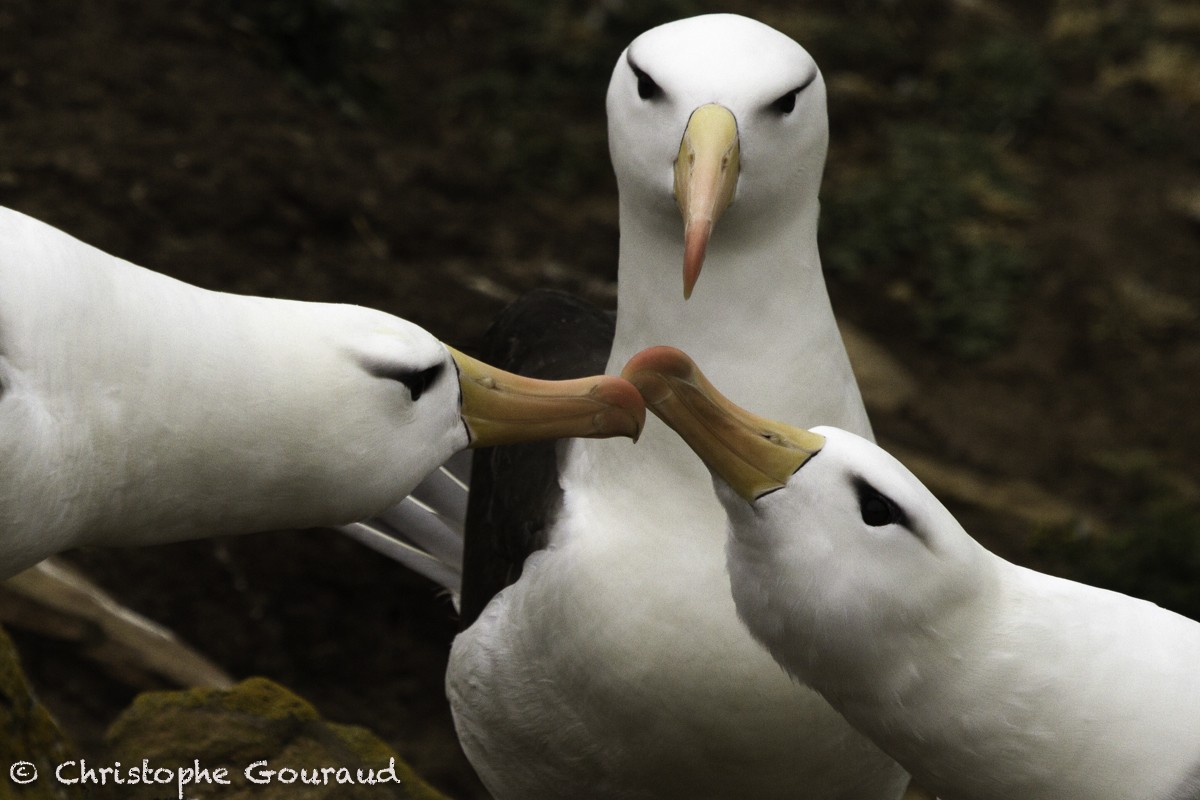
left=624, top=345, right=1200, bottom=800
left=446, top=15, right=906, bottom=800
left=721, top=426, right=1200, bottom=800
left=0, top=207, right=641, bottom=579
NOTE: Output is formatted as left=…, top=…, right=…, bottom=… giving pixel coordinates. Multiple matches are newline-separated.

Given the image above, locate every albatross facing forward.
left=0, top=207, right=643, bottom=579
left=624, top=345, right=1200, bottom=800
left=447, top=14, right=906, bottom=800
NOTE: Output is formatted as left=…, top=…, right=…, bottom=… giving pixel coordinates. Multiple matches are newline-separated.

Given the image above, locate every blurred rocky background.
left=0, top=0, right=1197, bottom=797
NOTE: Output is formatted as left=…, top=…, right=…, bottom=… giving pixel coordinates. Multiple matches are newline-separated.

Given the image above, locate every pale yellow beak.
left=621, top=346, right=824, bottom=501
left=674, top=104, right=741, bottom=300
left=449, top=348, right=645, bottom=447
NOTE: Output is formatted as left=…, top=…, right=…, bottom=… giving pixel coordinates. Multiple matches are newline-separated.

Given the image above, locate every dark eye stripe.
left=627, top=56, right=662, bottom=101
left=392, top=363, right=444, bottom=402
left=852, top=476, right=913, bottom=532
left=860, top=494, right=894, bottom=526
left=772, top=90, right=798, bottom=114
left=771, top=72, right=818, bottom=115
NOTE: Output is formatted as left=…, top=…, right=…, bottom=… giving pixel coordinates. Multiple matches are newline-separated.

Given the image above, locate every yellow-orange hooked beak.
left=450, top=348, right=645, bottom=447
left=621, top=346, right=823, bottom=501
left=674, top=104, right=740, bottom=300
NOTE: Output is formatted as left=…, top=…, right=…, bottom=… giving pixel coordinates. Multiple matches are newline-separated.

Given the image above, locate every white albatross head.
left=607, top=13, right=828, bottom=298
left=621, top=345, right=993, bottom=692
left=0, top=206, right=646, bottom=577
left=333, top=310, right=647, bottom=487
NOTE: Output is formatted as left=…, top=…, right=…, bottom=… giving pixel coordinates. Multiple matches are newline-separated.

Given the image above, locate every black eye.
left=772, top=89, right=798, bottom=114
left=853, top=477, right=919, bottom=537
left=772, top=73, right=817, bottom=115
left=630, top=63, right=661, bottom=101
left=854, top=480, right=905, bottom=528
left=860, top=493, right=896, bottom=527
left=395, top=363, right=444, bottom=402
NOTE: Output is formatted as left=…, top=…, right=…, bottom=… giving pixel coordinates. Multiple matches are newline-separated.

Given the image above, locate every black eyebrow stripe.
left=626, top=52, right=649, bottom=81
left=794, top=71, right=818, bottom=94
left=851, top=475, right=921, bottom=538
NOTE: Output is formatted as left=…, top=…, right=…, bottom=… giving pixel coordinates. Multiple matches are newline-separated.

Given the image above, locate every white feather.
left=721, top=426, right=1200, bottom=800
left=0, top=206, right=468, bottom=578
left=446, top=15, right=906, bottom=800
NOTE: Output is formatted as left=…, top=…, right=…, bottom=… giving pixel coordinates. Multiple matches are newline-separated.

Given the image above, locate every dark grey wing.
left=459, top=289, right=614, bottom=628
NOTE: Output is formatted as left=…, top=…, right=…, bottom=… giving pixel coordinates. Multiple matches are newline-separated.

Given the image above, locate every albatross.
left=431, top=14, right=908, bottom=800
left=0, top=206, right=643, bottom=580
left=624, top=345, right=1200, bottom=800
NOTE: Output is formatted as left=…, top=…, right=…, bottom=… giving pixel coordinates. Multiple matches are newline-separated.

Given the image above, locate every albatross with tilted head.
left=624, top=344, right=1200, bottom=800
left=0, top=206, right=642, bottom=579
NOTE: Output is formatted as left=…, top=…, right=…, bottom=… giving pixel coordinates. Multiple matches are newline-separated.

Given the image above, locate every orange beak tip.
left=682, top=221, right=711, bottom=301
left=591, top=375, right=648, bottom=439
left=620, top=346, right=696, bottom=387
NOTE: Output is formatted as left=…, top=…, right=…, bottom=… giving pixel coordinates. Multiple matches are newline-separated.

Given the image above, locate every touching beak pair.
left=620, top=346, right=823, bottom=502
left=455, top=344, right=822, bottom=504
left=457, top=105, right=805, bottom=489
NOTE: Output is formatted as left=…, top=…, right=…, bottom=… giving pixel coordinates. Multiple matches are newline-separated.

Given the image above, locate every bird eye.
left=395, top=363, right=444, bottom=402
left=856, top=484, right=902, bottom=528
left=860, top=494, right=895, bottom=526
left=772, top=89, right=799, bottom=114
left=630, top=63, right=661, bottom=101
left=771, top=73, right=817, bottom=115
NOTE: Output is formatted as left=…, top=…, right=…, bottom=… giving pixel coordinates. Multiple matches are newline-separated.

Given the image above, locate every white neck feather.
left=607, top=195, right=869, bottom=434
left=560, top=194, right=870, bottom=553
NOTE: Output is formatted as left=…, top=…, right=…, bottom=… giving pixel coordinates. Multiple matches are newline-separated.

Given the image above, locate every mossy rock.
left=0, top=625, right=81, bottom=799
left=102, top=677, right=449, bottom=800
